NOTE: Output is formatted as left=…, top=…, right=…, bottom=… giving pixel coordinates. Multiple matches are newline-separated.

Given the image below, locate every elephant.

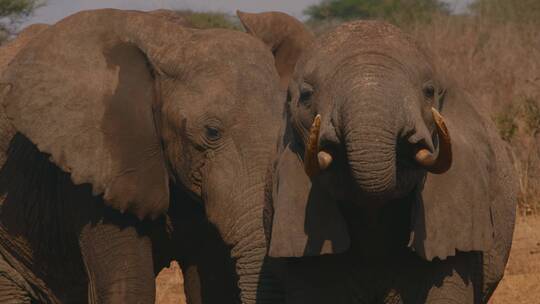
left=0, top=9, right=288, bottom=303
left=238, top=11, right=518, bottom=304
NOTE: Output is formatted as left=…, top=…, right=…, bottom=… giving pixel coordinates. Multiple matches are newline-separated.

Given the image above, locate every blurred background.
left=2, top=0, right=539, bottom=303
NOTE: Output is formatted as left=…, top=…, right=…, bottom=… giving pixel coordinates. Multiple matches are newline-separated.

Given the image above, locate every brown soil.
left=155, top=215, right=540, bottom=304
left=156, top=261, right=185, bottom=304
left=489, top=215, right=540, bottom=304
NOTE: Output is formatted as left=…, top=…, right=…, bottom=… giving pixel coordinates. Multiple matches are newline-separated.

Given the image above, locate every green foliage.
left=0, top=0, right=42, bottom=43
left=470, top=0, right=540, bottom=24
left=493, top=97, right=540, bottom=142
left=0, top=0, right=39, bottom=17
left=175, top=10, right=240, bottom=30
left=522, top=98, right=540, bottom=136
left=304, top=0, right=450, bottom=25
left=494, top=104, right=518, bottom=142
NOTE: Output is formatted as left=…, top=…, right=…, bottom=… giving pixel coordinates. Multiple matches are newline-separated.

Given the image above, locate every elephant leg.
left=79, top=207, right=155, bottom=304
left=424, top=280, right=474, bottom=304
left=407, top=253, right=478, bottom=304
left=426, top=253, right=482, bottom=304
left=0, top=277, right=31, bottom=304
left=175, top=227, right=240, bottom=304
left=180, top=263, right=203, bottom=304
left=0, top=270, right=32, bottom=303
left=0, top=255, right=35, bottom=304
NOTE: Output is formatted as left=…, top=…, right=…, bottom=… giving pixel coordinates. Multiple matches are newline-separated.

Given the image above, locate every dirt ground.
left=155, top=215, right=540, bottom=304
left=489, top=215, right=540, bottom=304
left=156, top=262, right=185, bottom=304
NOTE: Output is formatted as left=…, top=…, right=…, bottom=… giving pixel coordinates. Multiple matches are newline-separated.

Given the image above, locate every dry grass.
left=408, top=15, right=540, bottom=214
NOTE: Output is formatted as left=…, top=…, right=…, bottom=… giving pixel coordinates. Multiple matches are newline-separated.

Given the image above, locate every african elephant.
left=239, top=11, right=518, bottom=303
left=0, top=9, right=286, bottom=303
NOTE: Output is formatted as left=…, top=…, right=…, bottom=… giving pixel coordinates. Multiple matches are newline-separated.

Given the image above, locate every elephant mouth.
left=304, top=108, right=452, bottom=180
left=300, top=108, right=452, bottom=202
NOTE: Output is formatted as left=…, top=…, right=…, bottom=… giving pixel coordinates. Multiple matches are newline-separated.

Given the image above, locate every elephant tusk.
left=318, top=150, right=333, bottom=171
left=304, top=114, right=322, bottom=177
left=414, top=108, right=452, bottom=174
left=304, top=114, right=333, bottom=177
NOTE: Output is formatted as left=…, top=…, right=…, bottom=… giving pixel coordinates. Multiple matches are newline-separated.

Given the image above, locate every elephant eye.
left=299, top=83, right=314, bottom=106
left=423, top=84, right=435, bottom=99
left=205, top=126, right=221, bottom=141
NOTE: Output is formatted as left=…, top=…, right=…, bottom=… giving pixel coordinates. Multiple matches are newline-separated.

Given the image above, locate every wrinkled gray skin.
left=240, top=12, right=517, bottom=304
left=0, top=9, right=284, bottom=304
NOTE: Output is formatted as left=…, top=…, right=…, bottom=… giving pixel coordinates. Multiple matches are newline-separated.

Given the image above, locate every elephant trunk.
left=234, top=244, right=281, bottom=304
left=340, top=90, right=400, bottom=199
left=214, top=184, right=282, bottom=304
left=230, top=206, right=282, bottom=304
left=336, top=80, right=450, bottom=199
left=79, top=215, right=155, bottom=303
left=204, top=143, right=283, bottom=303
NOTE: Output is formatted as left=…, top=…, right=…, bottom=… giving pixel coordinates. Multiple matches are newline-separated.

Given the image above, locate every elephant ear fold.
left=409, top=89, right=496, bottom=261
left=0, top=10, right=170, bottom=220
left=269, top=128, right=350, bottom=257
left=236, top=10, right=314, bottom=88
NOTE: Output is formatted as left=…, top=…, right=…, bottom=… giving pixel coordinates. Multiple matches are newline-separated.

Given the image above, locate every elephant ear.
left=409, top=88, right=497, bottom=261
left=0, top=23, right=49, bottom=70
left=268, top=124, right=350, bottom=258
left=148, top=9, right=193, bottom=27
left=0, top=10, right=172, bottom=220
left=236, top=11, right=314, bottom=88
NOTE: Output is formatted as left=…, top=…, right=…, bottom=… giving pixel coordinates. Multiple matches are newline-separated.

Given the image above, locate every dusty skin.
left=155, top=215, right=540, bottom=304
left=0, top=9, right=286, bottom=303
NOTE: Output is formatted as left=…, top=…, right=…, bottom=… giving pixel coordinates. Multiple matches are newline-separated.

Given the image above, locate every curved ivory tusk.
left=304, top=114, right=322, bottom=177
left=304, top=115, right=333, bottom=177
left=415, top=108, right=452, bottom=174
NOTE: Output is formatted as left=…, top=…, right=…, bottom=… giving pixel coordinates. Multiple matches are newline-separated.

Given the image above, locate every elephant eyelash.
left=205, top=126, right=221, bottom=142
left=423, top=84, right=435, bottom=99
left=201, top=126, right=226, bottom=150
left=300, top=91, right=312, bottom=104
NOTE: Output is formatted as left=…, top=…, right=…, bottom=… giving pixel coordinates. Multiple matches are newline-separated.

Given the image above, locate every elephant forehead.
left=175, top=59, right=280, bottom=102
left=185, top=29, right=276, bottom=69
left=299, top=22, right=432, bottom=83
left=303, top=20, right=426, bottom=69
left=320, top=20, right=416, bottom=52
left=168, top=67, right=281, bottom=117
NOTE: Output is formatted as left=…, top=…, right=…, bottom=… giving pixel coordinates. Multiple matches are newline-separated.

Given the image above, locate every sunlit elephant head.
left=240, top=11, right=501, bottom=264
left=0, top=9, right=287, bottom=303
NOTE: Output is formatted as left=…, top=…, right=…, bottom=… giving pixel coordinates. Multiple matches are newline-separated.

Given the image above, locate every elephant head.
left=0, top=9, right=287, bottom=303
left=240, top=12, right=497, bottom=262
